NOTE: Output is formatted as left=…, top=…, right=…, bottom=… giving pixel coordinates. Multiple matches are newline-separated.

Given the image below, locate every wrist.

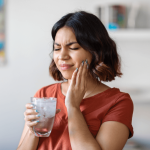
left=66, top=105, right=81, bottom=116
left=66, top=103, right=80, bottom=110
left=28, top=128, right=36, bottom=136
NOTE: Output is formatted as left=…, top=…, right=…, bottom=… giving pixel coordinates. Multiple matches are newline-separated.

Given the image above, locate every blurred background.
left=0, top=0, right=150, bottom=150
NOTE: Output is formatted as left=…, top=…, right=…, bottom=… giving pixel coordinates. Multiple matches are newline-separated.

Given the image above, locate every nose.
left=58, top=47, right=70, bottom=60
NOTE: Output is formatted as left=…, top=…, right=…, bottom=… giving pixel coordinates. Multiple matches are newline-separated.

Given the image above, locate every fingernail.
left=36, top=120, right=39, bottom=123
left=85, top=59, right=88, bottom=64
left=87, top=64, right=89, bottom=69
left=31, top=104, right=34, bottom=107
left=82, top=60, right=84, bottom=66
left=36, top=114, right=40, bottom=117
left=76, top=68, right=78, bottom=72
left=35, top=110, right=39, bottom=113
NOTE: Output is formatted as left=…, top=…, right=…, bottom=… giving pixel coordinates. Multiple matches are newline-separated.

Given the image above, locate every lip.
left=60, top=65, right=73, bottom=70
left=60, top=64, right=73, bottom=67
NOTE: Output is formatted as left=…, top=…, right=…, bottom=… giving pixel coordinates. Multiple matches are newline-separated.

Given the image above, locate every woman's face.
left=53, top=26, right=92, bottom=80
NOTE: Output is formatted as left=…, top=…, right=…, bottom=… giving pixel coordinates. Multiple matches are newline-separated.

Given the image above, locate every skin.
left=17, top=105, right=61, bottom=150
left=18, top=26, right=130, bottom=150
left=53, top=26, right=110, bottom=98
left=53, top=26, right=130, bottom=150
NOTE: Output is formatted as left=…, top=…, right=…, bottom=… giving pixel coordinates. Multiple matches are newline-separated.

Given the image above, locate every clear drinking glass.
left=31, top=97, right=57, bottom=137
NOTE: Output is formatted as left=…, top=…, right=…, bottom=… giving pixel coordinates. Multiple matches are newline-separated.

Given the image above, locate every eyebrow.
left=54, top=42, right=78, bottom=46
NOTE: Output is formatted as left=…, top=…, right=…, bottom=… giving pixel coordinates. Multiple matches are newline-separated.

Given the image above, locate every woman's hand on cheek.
left=65, top=59, right=89, bottom=109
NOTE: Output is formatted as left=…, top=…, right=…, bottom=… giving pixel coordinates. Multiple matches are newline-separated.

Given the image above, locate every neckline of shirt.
left=58, top=82, right=118, bottom=100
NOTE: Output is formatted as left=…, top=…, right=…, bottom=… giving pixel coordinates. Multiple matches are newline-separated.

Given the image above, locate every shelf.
left=107, top=29, right=150, bottom=40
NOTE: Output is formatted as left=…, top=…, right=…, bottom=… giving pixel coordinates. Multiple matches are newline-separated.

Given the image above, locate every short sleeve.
left=34, top=88, right=43, bottom=98
left=102, top=94, right=134, bottom=139
left=34, top=89, right=41, bottom=97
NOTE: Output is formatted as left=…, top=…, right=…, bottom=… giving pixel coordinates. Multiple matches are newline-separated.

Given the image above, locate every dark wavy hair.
left=49, top=11, right=122, bottom=83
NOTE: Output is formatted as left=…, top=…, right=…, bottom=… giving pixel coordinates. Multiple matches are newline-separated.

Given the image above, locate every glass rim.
left=31, top=97, right=57, bottom=101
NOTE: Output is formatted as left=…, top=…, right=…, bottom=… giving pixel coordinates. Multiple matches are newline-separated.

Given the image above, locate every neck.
left=66, top=75, right=101, bottom=95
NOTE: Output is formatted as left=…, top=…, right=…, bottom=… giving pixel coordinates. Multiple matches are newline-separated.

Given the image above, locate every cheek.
left=53, top=53, right=57, bottom=62
left=53, top=58, right=56, bottom=65
left=53, top=58, right=58, bottom=68
left=76, top=52, right=92, bottom=63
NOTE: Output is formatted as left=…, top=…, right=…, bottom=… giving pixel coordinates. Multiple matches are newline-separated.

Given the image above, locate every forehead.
left=55, top=27, right=77, bottom=44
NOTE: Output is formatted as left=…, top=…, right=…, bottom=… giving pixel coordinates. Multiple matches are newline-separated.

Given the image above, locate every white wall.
left=0, top=0, right=150, bottom=149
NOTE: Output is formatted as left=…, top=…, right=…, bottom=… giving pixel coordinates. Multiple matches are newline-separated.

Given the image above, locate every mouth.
left=60, top=65, right=73, bottom=70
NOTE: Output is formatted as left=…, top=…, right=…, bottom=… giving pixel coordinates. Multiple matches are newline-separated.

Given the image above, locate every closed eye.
left=54, top=48, right=61, bottom=51
left=70, top=48, right=79, bottom=50
left=54, top=48, right=79, bottom=51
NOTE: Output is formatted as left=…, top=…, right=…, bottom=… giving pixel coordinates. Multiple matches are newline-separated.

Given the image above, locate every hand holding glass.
left=31, top=97, right=57, bottom=137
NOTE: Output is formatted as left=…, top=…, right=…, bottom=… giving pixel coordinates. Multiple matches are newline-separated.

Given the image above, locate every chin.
left=62, top=75, right=72, bottom=80
left=61, top=72, right=72, bottom=80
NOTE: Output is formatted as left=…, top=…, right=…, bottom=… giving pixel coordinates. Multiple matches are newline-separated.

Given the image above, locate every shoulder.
left=115, top=90, right=133, bottom=108
left=111, top=88, right=134, bottom=112
left=104, top=87, right=134, bottom=113
left=34, top=83, right=59, bottom=97
left=106, top=86, right=133, bottom=104
left=100, top=83, right=132, bottom=100
left=102, top=87, right=134, bottom=121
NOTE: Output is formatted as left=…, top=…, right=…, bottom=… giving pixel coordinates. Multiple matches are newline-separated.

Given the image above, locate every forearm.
left=17, top=129, right=39, bottom=150
left=67, top=106, right=102, bottom=150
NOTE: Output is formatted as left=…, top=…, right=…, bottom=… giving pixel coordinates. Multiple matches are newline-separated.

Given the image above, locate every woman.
left=17, top=11, right=134, bottom=150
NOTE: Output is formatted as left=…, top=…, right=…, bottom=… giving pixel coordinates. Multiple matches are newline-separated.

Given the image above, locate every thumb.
left=56, top=109, right=61, bottom=114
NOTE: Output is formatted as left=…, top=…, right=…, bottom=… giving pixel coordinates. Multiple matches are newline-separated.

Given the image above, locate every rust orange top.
left=34, top=82, right=134, bottom=150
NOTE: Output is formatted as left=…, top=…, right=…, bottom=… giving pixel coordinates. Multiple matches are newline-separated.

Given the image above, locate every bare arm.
left=17, top=103, right=40, bottom=150
left=17, top=123, right=39, bottom=150
left=65, top=60, right=131, bottom=150
left=17, top=103, right=61, bottom=150
left=96, top=121, right=129, bottom=150
left=67, top=106, right=101, bottom=150
left=67, top=106, right=129, bottom=150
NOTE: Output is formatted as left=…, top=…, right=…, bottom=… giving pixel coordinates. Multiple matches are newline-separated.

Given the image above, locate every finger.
left=26, top=120, right=39, bottom=127
left=81, top=59, right=88, bottom=88
left=25, top=114, right=40, bottom=121
left=24, top=109, right=39, bottom=116
left=70, top=67, right=78, bottom=88
left=25, top=103, right=35, bottom=109
left=56, top=109, right=61, bottom=114
left=76, top=61, right=84, bottom=88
